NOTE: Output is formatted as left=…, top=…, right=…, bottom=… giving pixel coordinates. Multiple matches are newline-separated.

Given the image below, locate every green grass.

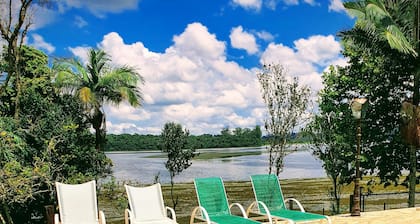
left=99, top=177, right=420, bottom=224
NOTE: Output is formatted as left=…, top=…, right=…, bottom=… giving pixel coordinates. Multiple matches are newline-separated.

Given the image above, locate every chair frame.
left=248, top=174, right=331, bottom=224
left=124, top=183, right=177, bottom=224
left=54, top=180, right=106, bottom=224
left=190, top=177, right=273, bottom=224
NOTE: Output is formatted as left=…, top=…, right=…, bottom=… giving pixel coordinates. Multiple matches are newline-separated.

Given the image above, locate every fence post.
left=349, top=195, right=354, bottom=213
left=289, top=199, right=293, bottom=210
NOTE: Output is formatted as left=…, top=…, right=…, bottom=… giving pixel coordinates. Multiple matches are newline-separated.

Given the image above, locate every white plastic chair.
left=125, top=183, right=177, bottom=224
left=55, top=180, right=106, bottom=224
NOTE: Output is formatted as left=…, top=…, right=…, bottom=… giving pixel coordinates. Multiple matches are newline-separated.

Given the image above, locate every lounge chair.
left=125, top=183, right=177, bottom=224
left=55, top=180, right=106, bottom=224
left=190, top=177, right=273, bottom=224
left=248, top=174, right=331, bottom=224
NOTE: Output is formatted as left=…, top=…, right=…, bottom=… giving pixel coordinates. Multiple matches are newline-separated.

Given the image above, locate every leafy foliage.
left=257, top=63, right=310, bottom=176
left=105, top=126, right=264, bottom=151
left=0, top=46, right=111, bottom=223
left=160, top=122, right=195, bottom=210
left=341, top=0, right=419, bottom=207
left=53, top=48, right=144, bottom=151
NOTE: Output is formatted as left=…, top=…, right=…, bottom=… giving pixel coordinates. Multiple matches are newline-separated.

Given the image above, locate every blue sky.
left=16, top=0, right=354, bottom=135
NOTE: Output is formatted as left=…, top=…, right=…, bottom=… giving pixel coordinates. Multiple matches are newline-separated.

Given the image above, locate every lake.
left=106, top=146, right=326, bottom=184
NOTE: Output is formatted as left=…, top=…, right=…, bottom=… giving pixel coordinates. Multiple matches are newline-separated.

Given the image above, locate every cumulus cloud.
left=70, top=23, right=343, bottom=135
left=329, top=0, right=345, bottom=13
left=30, top=34, right=55, bottom=54
left=232, top=0, right=263, bottom=11
left=230, top=26, right=259, bottom=55
left=171, top=23, right=226, bottom=61
left=261, top=34, right=343, bottom=93
left=294, top=35, right=342, bottom=66
left=83, top=23, right=260, bottom=134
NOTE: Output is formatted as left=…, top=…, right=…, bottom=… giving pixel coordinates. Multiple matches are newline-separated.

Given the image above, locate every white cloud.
left=30, top=34, right=55, bottom=54
left=230, top=26, right=259, bottom=55
left=60, top=0, right=139, bottom=17
left=74, top=15, right=88, bottom=28
left=294, top=35, right=342, bottom=66
left=261, top=34, right=343, bottom=93
left=69, top=46, right=90, bottom=63
left=170, top=23, right=226, bottom=62
left=71, top=23, right=343, bottom=135
left=30, top=4, right=57, bottom=30
left=255, top=30, right=275, bottom=42
left=329, top=0, right=345, bottom=13
left=232, top=0, right=263, bottom=11
left=85, top=23, right=261, bottom=134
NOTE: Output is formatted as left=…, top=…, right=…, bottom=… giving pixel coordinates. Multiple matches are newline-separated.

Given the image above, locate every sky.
left=16, top=0, right=354, bottom=135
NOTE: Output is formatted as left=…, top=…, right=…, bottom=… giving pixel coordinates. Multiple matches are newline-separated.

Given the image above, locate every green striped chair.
left=190, top=177, right=273, bottom=224
left=249, top=174, right=331, bottom=224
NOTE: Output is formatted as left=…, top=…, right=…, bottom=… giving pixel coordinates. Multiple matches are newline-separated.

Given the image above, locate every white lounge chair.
left=125, top=183, right=177, bottom=224
left=55, top=180, right=106, bottom=224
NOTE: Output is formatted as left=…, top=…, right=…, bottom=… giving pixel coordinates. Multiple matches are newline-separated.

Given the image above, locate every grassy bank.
left=98, top=177, right=420, bottom=224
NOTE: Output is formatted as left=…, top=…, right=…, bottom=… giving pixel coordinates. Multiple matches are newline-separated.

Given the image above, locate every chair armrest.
left=166, top=206, right=177, bottom=221
left=229, top=203, right=247, bottom=218
left=125, top=209, right=133, bottom=224
left=284, top=198, right=305, bottom=212
left=98, top=210, right=106, bottom=224
left=54, top=213, right=60, bottom=224
left=190, top=206, right=211, bottom=224
left=246, top=201, right=273, bottom=224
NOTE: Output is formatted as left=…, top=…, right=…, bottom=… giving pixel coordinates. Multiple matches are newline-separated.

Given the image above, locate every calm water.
left=106, top=147, right=326, bottom=184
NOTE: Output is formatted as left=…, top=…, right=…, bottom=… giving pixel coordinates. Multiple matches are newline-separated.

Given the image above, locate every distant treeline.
left=105, top=126, right=264, bottom=151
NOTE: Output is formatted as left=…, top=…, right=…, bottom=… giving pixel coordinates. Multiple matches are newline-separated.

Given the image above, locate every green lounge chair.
left=190, top=177, right=273, bottom=224
left=249, top=174, right=331, bottom=224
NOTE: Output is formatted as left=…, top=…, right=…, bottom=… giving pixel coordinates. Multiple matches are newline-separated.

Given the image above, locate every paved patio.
left=270, top=207, right=420, bottom=224
left=330, top=207, right=420, bottom=224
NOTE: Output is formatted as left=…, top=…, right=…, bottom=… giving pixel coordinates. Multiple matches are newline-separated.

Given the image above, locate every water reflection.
left=106, top=147, right=326, bottom=184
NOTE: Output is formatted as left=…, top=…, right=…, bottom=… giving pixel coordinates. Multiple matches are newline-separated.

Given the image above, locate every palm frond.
left=385, top=25, right=417, bottom=56
left=365, top=0, right=391, bottom=24
left=344, top=1, right=366, bottom=19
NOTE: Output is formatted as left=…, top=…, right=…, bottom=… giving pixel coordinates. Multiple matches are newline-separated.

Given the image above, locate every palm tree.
left=53, top=48, right=144, bottom=152
left=341, top=0, right=419, bottom=207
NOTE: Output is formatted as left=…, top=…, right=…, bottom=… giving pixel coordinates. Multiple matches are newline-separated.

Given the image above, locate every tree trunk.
left=409, top=144, right=417, bottom=207
left=333, top=177, right=340, bottom=214
left=92, top=109, right=105, bottom=152
left=1, top=203, right=13, bottom=224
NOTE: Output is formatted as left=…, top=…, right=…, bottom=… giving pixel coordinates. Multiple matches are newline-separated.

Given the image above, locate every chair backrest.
left=125, top=183, right=167, bottom=221
left=194, top=177, right=230, bottom=217
left=251, top=174, right=286, bottom=212
left=56, top=180, right=98, bottom=224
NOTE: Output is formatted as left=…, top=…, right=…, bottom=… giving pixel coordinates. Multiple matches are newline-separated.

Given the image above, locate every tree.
left=160, top=122, right=195, bottom=210
left=342, top=0, right=419, bottom=207
left=309, top=32, right=412, bottom=213
left=0, top=46, right=111, bottom=223
left=307, top=66, right=358, bottom=214
left=53, top=48, right=144, bottom=151
left=257, top=63, right=310, bottom=176
left=0, top=0, right=49, bottom=119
